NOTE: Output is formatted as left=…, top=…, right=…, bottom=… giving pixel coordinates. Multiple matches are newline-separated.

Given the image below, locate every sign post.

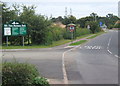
left=6, top=36, right=8, bottom=46
left=22, top=36, right=24, bottom=46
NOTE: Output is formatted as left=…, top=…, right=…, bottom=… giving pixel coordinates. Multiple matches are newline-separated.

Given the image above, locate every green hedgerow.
left=2, top=62, right=39, bottom=86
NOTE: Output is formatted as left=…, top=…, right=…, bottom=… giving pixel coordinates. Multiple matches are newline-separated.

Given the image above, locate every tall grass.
left=75, top=28, right=91, bottom=37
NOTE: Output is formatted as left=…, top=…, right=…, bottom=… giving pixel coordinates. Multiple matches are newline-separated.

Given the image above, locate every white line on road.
left=107, top=35, right=112, bottom=54
left=62, top=45, right=80, bottom=84
left=107, top=50, right=112, bottom=54
left=114, top=55, right=119, bottom=58
left=108, top=37, right=111, bottom=47
left=107, top=33, right=119, bottom=58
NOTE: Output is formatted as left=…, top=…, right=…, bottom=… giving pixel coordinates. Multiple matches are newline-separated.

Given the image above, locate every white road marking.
left=79, top=46, right=82, bottom=49
left=107, top=34, right=119, bottom=58
left=84, top=46, right=101, bottom=50
left=107, top=36, right=113, bottom=54
left=107, top=50, right=112, bottom=54
left=108, top=37, right=111, bottom=47
left=62, top=45, right=80, bottom=84
left=64, top=46, right=74, bottom=48
left=114, top=55, right=119, bottom=58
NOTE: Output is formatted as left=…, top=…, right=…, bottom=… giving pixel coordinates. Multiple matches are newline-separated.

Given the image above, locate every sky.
left=1, top=0, right=119, bottom=19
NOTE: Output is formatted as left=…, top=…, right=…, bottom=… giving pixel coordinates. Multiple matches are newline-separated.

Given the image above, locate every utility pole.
left=65, top=7, right=67, bottom=17
left=70, top=8, right=72, bottom=16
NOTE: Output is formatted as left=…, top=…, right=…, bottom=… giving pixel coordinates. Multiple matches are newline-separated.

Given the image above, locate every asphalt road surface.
left=2, top=30, right=119, bottom=84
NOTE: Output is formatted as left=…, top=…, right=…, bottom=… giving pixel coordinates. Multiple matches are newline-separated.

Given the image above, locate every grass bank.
left=70, top=40, right=87, bottom=46
left=87, top=32, right=105, bottom=39
left=2, top=39, right=71, bottom=49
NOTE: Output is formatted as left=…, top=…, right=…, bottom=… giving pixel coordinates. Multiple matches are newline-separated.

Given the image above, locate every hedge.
left=2, top=62, right=50, bottom=86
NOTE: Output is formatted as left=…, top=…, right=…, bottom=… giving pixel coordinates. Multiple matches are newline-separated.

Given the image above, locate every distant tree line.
left=2, top=3, right=120, bottom=45
left=51, top=13, right=120, bottom=29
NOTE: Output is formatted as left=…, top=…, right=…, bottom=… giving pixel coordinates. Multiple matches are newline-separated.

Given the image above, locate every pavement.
left=2, top=30, right=119, bottom=85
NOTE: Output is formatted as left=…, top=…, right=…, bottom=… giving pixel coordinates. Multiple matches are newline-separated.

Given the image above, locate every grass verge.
left=76, top=34, right=93, bottom=39
left=2, top=39, right=71, bottom=49
left=69, top=40, right=87, bottom=46
left=87, top=32, right=105, bottom=39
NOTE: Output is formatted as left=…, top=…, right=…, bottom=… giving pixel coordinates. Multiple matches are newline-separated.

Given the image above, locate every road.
left=65, top=30, right=118, bottom=84
left=2, top=30, right=119, bottom=85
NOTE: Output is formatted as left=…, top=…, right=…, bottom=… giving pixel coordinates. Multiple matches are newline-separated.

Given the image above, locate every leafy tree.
left=77, top=16, right=93, bottom=28
left=86, top=21, right=99, bottom=33
left=19, top=5, right=36, bottom=45
left=51, top=16, right=63, bottom=23
left=62, top=15, right=76, bottom=25
left=30, top=15, right=51, bottom=45
left=90, top=12, right=98, bottom=21
left=2, top=3, right=19, bottom=24
left=2, top=3, right=20, bottom=45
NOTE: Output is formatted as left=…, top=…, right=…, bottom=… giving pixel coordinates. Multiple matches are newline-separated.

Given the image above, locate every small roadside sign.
left=87, top=25, right=90, bottom=29
left=4, top=27, right=11, bottom=36
left=67, top=23, right=76, bottom=32
left=99, top=22, right=103, bottom=27
left=69, top=25, right=75, bottom=32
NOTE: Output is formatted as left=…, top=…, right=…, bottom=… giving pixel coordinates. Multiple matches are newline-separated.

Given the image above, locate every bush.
left=44, top=26, right=66, bottom=45
left=63, top=27, right=91, bottom=39
left=33, top=77, right=50, bottom=86
left=85, top=21, right=99, bottom=33
left=75, top=28, right=91, bottom=37
left=2, top=62, right=49, bottom=86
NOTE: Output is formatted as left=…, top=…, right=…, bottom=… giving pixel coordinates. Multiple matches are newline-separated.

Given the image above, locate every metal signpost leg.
left=23, top=36, right=24, bottom=46
left=71, top=32, right=73, bottom=43
left=6, top=36, right=8, bottom=46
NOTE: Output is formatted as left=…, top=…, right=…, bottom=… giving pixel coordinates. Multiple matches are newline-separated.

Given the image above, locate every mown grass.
left=87, top=32, right=105, bottom=39
left=2, top=39, right=71, bottom=49
left=69, top=40, right=87, bottom=46
left=76, top=34, right=93, bottom=39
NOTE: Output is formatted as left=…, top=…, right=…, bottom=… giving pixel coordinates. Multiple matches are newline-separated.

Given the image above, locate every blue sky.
left=1, top=0, right=119, bottom=19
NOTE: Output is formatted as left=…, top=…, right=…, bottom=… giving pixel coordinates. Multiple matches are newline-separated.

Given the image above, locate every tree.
left=2, top=3, right=18, bottom=24
left=19, top=5, right=36, bottom=45
left=86, top=21, right=99, bottom=33
left=2, top=3, right=20, bottom=45
left=90, top=12, right=98, bottom=22
left=51, top=16, right=63, bottom=23
left=77, top=16, right=93, bottom=28
left=30, top=15, right=51, bottom=45
left=62, top=15, right=76, bottom=25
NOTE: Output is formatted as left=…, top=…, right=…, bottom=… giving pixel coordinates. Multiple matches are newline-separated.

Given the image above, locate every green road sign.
left=12, top=27, right=19, bottom=36
left=20, top=27, right=27, bottom=35
left=3, top=20, right=27, bottom=36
